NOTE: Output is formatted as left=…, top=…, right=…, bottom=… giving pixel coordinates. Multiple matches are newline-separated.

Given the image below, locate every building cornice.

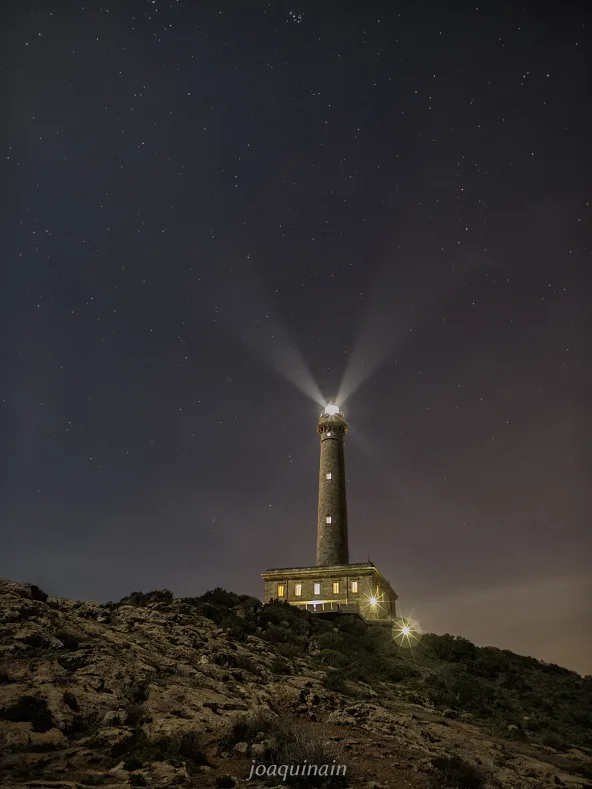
left=261, top=563, right=397, bottom=599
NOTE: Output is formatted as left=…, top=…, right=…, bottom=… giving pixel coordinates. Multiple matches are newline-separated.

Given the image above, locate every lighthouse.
left=261, top=403, right=398, bottom=624
left=316, top=403, right=349, bottom=566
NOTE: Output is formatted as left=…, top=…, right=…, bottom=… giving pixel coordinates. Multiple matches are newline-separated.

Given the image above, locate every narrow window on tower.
left=325, top=472, right=332, bottom=480
left=332, top=581, right=340, bottom=594
left=313, top=582, right=321, bottom=595
left=326, top=515, right=332, bottom=524
left=277, top=584, right=285, bottom=598
left=351, top=580, right=359, bottom=594
left=294, top=583, right=302, bottom=597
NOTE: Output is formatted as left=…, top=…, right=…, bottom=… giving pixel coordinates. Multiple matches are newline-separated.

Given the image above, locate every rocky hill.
left=1, top=579, right=591, bottom=789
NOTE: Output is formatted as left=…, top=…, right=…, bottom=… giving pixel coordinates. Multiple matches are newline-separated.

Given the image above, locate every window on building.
left=277, top=584, right=285, bottom=598
left=325, top=472, right=332, bottom=480
left=351, top=580, right=359, bottom=593
left=294, top=583, right=302, bottom=597
left=332, top=581, right=340, bottom=594
left=327, top=431, right=332, bottom=437
left=326, top=515, right=332, bottom=524
left=313, top=582, right=321, bottom=595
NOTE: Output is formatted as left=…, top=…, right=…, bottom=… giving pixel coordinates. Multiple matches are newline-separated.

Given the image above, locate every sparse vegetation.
left=55, top=630, right=81, bottom=650
left=192, top=589, right=592, bottom=750
left=225, top=710, right=349, bottom=788
left=225, top=708, right=279, bottom=747
left=2, top=581, right=591, bottom=789
left=322, top=669, right=348, bottom=694
left=266, top=717, right=349, bottom=788
left=429, top=755, right=485, bottom=789
left=118, top=730, right=206, bottom=772
left=114, top=589, right=174, bottom=607
left=63, top=706, right=103, bottom=739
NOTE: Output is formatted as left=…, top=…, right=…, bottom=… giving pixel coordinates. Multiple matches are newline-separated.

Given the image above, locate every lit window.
left=314, top=582, right=321, bottom=595
left=277, top=584, right=285, bottom=598
left=325, top=472, right=332, bottom=480
left=351, top=580, right=359, bottom=593
left=326, top=515, right=332, bottom=524
left=327, top=431, right=332, bottom=436
left=332, top=581, right=340, bottom=594
left=294, top=583, right=302, bottom=597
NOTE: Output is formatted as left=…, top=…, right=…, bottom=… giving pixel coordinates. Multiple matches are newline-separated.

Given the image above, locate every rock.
left=251, top=742, right=267, bottom=757
left=29, top=727, right=68, bottom=750
left=232, top=740, right=249, bottom=756
left=327, top=711, right=357, bottom=726
left=215, top=775, right=238, bottom=788
left=0, top=579, right=48, bottom=602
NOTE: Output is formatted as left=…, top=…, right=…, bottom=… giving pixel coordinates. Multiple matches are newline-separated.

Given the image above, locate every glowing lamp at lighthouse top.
left=324, top=404, right=340, bottom=416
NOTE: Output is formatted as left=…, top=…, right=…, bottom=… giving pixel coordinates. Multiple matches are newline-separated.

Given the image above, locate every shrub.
left=201, top=602, right=225, bottom=624
left=335, top=615, right=367, bottom=638
left=276, top=643, right=303, bottom=659
left=55, top=630, right=80, bottom=651
left=128, top=680, right=150, bottom=704
left=64, top=707, right=102, bottom=739
left=265, top=717, right=349, bottom=788
left=28, top=585, right=48, bottom=602
left=62, top=691, right=80, bottom=712
left=125, top=703, right=145, bottom=726
left=225, top=708, right=278, bottom=746
left=199, top=588, right=242, bottom=609
left=117, top=590, right=173, bottom=607
left=423, top=634, right=478, bottom=664
left=270, top=657, right=292, bottom=675
left=323, top=670, right=348, bottom=694
left=0, top=696, right=53, bottom=732
left=317, top=649, right=350, bottom=669
left=317, top=631, right=346, bottom=652
left=429, top=755, right=484, bottom=789
left=237, top=594, right=262, bottom=612
left=385, top=660, right=419, bottom=682
left=541, top=730, right=568, bottom=751
left=120, top=730, right=206, bottom=771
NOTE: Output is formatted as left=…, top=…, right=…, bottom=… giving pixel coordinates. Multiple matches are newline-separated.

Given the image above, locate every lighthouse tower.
left=316, top=404, right=349, bottom=566
left=261, top=402, right=398, bottom=623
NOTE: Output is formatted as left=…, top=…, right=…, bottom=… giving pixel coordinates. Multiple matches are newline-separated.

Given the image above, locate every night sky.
left=1, top=1, right=590, bottom=675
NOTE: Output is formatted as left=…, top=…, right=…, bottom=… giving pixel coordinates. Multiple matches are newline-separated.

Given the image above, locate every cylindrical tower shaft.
left=316, top=406, right=349, bottom=566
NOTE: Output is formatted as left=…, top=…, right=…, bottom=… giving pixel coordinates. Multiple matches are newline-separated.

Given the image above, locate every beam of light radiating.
left=197, top=254, right=325, bottom=407
left=337, top=242, right=490, bottom=405
left=345, top=424, right=440, bottom=515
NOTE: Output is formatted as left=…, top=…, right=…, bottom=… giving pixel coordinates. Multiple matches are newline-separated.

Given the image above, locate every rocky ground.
left=1, top=579, right=591, bottom=789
